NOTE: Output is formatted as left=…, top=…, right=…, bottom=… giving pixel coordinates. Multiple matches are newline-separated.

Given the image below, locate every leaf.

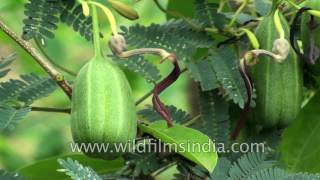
left=228, top=152, right=275, bottom=180
left=112, top=55, right=161, bottom=83
left=117, top=152, right=162, bottom=177
left=138, top=121, right=218, bottom=173
left=210, top=157, right=232, bottom=179
left=0, top=170, right=27, bottom=180
left=22, top=0, right=93, bottom=44
left=0, top=107, right=31, bottom=132
left=0, top=73, right=57, bottom=105
left=254, top=0, right=272, bottom=16
left=279, top=93, right=320, bottom=173
left=194, top=0, right=227, bottom=29
left=120, top=19, right=213, bottom=60
left=186, top=59, right=219, bottom=91
left=138, top=105, right=192, bottom=124
left=210, top=47, right=248, bottom=108
left=0, top=53, right=15, bottom=78
left=197, top=90, right=230, bottom=145
left=247, top=168, right=289, bottom=180
left=57, top=158, right=102, bottom=180
left=167, top=0, right=195, bottom=19
left=18, top=154, right=123, bottom=180
left=247, top=168, right=320, bottom=180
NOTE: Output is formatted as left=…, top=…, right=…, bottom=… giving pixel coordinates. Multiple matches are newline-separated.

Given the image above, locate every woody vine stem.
left=0, top=20, right=73, bottom=99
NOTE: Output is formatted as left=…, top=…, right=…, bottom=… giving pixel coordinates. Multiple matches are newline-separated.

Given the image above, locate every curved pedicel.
left=290, top=7, right=317, bottom=64
left=152, top=55, right=181, bottom=128
left=230, top=58, right=253, bottom=140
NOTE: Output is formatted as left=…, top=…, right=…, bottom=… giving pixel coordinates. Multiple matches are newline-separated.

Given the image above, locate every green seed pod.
left=71, top=56, right=137, bottom=159
left=108, top=0, right=139, bottom=20
left=301, top=0, right=320, bottom=75
left=251, top=14, right=303, bottom=128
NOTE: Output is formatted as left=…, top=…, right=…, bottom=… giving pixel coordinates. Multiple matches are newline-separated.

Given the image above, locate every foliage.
left=120, top=19, right=214, bottom=60
left=227, top=152, right=275, bottom=180
left=138, top=105, right=192, bottom=124
left=22, top=0, right=93, bottom=45
left=196, top=89, right=230, bottom=145
left=57, top=158, right=102, bottom=180
left=0, top=170, right=27, bottom=180
left=139, top=121, right=218, bottom=173
left=1, top=0, right=320, bottom=179
left=0, top=53, right=15, bottom=78
left=0, top=107, right=31, bottom=132
left=112, top=55, right=161, bottom=84
left=186, top=58, right=219, bottom=91
left=18, top=154, right=123, bottom=180
left=279, top=93, right=320, bottom=173
left=194, top=0, right=227, bottom=29
left=0, top=73, right=57, bottom=105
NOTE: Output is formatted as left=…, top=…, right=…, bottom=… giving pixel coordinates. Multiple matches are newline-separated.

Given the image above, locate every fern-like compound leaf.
left=194, top=0, right=227, bottom=29
left=196, top=90, right=230, bottom=145
left=210, top=157, right=232, bottom=179
left=248, top=168, right=320, bottom=180
left=186, top=58, right=219, bottom=91
left=0, top=73, right=57, bottom=105
left=0, top=107, right=31, bottom=132
left=57, top=158, right=102, bottom=180
left=59, top=0, right=93, bottom=41
left=0, top=53, right=16, bottom=78
left=112, top=55, right=161, bottom=84
left=210, top=47, right=248, bottom=108
left=0, top=170, right=27, bottom=180
left=120, top=19, right=213, bottom=60
left=228, top=152, right=275, bottom=180
left=22, top=0, right=93, bottom=45
left=118, top=152, right=162, bottom=177
left=138, top=105, right=192, bottom=124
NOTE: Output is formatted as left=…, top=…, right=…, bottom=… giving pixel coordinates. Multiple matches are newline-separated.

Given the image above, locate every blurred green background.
left=0, top=0, right=191, bottom=171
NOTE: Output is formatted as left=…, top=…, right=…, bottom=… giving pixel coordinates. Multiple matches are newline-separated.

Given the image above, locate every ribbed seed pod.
left=71, top=56, right=137, bottom=159
left=251, top=14, right=303, bottom=128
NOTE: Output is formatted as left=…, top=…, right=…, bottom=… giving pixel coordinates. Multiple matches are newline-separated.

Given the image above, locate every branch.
left=31, top=106, right=71, bottom=114
left=34, top=39, right=77, bottom=77
left=0, top=20, right=72, bottom=99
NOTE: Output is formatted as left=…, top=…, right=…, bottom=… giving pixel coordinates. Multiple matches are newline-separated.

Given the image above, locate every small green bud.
left=108, top=0, right=139, bottom=20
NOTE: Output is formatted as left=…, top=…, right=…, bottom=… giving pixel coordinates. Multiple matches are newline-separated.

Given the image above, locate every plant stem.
left=218, top=0, right=226, bottom=13
left=0, top=20, right=72, bottom=99
left=227, top=0, right=249, bottom=28
left=31, top=106, right=71, bottom=114
left=182, top=114, right=201, bottom=126
left=135, top=89, right=153, bottom=105
left=34, top=39, right=77, bottom=77
left=91, top=5, right=102, bottom=58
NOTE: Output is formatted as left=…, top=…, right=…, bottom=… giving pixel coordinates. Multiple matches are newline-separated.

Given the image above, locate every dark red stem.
left=152, top=55, right=181, bottom=128
left=230, top=61, right=253, bottom=140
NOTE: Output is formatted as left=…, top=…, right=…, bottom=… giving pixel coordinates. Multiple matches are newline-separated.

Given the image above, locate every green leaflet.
left=18, top=154, right=123, bottom=180
left=0, top=73, right=57, bottom=105
left=279, top=92, right=320, bottom=173
left=138, top=121, right=218, bottom=173
left=0, top=107, right=31, bottom=132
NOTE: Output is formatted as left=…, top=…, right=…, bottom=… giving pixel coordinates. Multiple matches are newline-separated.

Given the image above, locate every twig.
left=182, top=114, right=201, bottom=127
left=31, top=106, right=71, bottom=114
left=0, top=20, right=72, bottom=99
left=227, top=0, right=250, bottom=28
left=34, top=39, right=77, bottom=77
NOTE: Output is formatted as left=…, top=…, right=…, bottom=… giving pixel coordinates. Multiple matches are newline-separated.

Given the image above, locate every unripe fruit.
left=71, top=56, right=137, bottom=159
left=251, top=14, right=303, bottom=128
